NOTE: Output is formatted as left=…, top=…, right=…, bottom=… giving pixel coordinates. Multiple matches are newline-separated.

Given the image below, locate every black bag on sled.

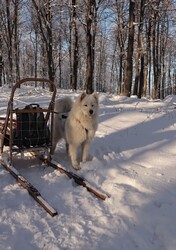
left=13, top=104, right=50, bottom=147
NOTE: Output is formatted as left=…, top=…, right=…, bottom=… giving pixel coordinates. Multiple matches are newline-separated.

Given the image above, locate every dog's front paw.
left=72, top=162, right=81, bottom=170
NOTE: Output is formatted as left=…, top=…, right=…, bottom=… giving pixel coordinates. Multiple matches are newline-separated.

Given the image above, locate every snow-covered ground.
left=0, top=85, right=176, bottom=250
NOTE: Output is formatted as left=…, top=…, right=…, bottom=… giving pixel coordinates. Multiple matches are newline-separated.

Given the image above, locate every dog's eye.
left=84, top=104, right=88, bottom=107
left=92, top=105, right=94, bottom=107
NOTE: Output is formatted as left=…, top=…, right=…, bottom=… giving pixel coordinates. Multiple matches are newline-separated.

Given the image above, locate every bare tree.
left=14, top=0, right=20, bottom=82
left=5, top=0, right=13, bottom=85
left=123, top=0, right=135, bottom=97
left=0, top=35, right=2, bottom=87
left=114, top=0, right=128, bottom=94
left=0, top=4, right=3, bottom=86
left=70, top=0, right=79, bottom=90
left=31, top=0, right=55, bottom=89
left=0, top=0, right=176, bottom=99
left=135, top=0, right=145, bottom=99
left=85, top=0, right=95, bottom=93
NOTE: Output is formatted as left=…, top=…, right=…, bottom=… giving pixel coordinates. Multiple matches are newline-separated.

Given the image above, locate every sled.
left=0, top=78, right=59, bottom=216
left=0, top=77, right=56, bottom=160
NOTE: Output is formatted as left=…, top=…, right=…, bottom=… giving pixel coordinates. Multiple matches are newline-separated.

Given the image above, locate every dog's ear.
left=79, top=92, right=86, bottom=101
left=92, top=92, right=99, bottom=101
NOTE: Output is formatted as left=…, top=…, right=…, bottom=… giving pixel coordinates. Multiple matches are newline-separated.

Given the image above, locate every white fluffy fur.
left=52, top=97, right=73, bottom=153
left=53, top=92, right=99, bottom=170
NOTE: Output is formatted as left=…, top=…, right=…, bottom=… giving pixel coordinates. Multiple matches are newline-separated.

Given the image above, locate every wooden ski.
left=0, top=154, right=57, bottom=217
left=38, top=155, right=107, bottom=201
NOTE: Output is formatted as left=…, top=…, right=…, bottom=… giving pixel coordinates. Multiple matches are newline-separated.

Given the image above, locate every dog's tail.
left=54, top=97, right=73, bottom=114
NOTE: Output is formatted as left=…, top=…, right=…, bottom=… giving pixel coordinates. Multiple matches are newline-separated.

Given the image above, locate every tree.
left=85, top=0, right=95, bottom=94
left=31, top=0, right=55, bottom=89
left=123, top=0, right=135, bottom=97
left=134, top=0, right=146, bottom=99
left=5, top=0, right=13, bottom=85
left=113, top=0, right=128, bottom=94
left=14, top=0, right=20, bottom=82
left=70, top=0, right=79, bottom=90
left=0, top=4, right=3, bottom=86
left=0, top=35, right=2, bottom=87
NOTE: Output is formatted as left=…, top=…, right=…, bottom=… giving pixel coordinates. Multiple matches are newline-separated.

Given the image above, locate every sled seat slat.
left=14, top=109, right=50, bottom=114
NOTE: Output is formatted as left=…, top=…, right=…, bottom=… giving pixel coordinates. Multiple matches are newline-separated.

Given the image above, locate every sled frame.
left=0, top=78, right=56, bottom=161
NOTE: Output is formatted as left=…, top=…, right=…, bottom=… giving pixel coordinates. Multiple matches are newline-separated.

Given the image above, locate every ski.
left=0, top=153, right=57, bottom=217
left=38, top=155, right=107, bottom=201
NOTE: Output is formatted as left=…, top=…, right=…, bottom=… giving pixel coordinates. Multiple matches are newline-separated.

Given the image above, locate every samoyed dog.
left=53, top=92, right=99, bottom=170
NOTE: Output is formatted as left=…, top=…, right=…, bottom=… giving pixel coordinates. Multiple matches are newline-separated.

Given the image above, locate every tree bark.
left=123, top=0, right=135, bottom=97
left=14, top=0, right=20, bottom=83
left=71, top=0, right=78, bottom=90
left=6, top=0, right=13, bottom=86
left=85, top=0, right=94, bottom=94
left=0, top=34, right=2, bottom=86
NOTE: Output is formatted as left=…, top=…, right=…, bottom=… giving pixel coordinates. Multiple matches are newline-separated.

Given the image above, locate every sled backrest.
left=0, top=78, right=56, bottom=160
left=13, top=104, right=50, bottom=147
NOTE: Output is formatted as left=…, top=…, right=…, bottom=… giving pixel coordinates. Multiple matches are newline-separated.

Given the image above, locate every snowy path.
left=0, top=88, right=176, bottom=250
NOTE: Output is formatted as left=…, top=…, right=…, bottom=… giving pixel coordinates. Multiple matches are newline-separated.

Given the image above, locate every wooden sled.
left=0, top=77, right=56, bottom=161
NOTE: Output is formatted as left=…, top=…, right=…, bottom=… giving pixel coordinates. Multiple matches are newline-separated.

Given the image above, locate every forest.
left=0, top=0, right=176, bottom=98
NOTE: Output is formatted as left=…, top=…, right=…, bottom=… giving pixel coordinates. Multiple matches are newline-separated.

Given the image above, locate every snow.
left=1, top=85, right=176, bottom=250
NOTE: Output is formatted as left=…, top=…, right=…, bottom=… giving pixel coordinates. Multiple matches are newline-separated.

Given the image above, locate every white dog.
left=53, top=92, right=99, bottom=170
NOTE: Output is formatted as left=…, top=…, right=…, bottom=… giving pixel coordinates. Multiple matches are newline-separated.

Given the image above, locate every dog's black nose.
left=89, top=109, right=93, bottom=115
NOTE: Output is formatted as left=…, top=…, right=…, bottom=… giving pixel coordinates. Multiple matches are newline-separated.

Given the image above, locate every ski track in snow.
left=0, top=87, right=176, bottom=250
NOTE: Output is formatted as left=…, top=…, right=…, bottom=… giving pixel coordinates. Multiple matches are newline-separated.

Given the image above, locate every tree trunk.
left=58, top=3, right=62, bottom=88
left=123, top=0, right=135, bottom=97
left=133, top=47, right=139, bottom=96
left=46, top=0, right=54, bottom=84
left=31, top=0, right=55, bottom=91
left=72, top=0, right=78, bottom=90
left=147, top=20, right=152, bottom=97
left=14, top=0, right=20, bottom=83
left=34, top=30, right=38, bottom=87
left=136, top=0, right=145, bottom=98
left=116, top=0, right=127, bottom=95
left=0, top=35, right=2, bottom=86
left=69, top=8, right=72, bottom=89
left=143, top=52, right=148, bottom=97
left=6, top=0, right=13, bottom=86
left=85, top=0, right=95, bottom=94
